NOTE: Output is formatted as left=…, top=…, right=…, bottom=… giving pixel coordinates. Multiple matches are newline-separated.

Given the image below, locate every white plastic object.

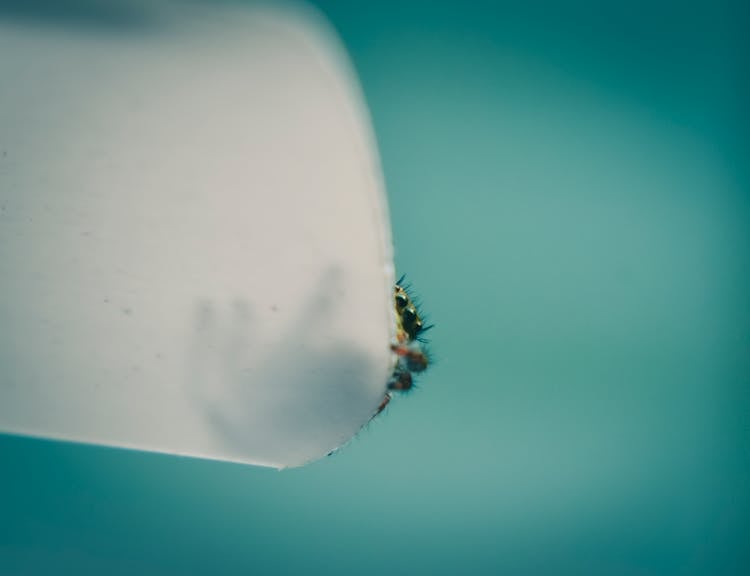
left=0, top=1, right=395, bottom=468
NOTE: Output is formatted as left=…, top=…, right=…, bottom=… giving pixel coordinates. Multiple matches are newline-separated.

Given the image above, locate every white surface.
left=0, top=1, right=394, bottom=468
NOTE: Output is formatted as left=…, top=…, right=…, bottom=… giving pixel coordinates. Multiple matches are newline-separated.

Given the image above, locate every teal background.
left=1, top=1, right=749, bottom=574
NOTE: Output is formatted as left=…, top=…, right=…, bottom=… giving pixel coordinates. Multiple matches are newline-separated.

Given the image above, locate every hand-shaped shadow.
left=186, top=269, right=382, bottom=468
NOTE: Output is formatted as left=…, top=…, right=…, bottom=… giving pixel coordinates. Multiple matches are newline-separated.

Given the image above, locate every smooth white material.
left=0, top=1, right=394, bottom=468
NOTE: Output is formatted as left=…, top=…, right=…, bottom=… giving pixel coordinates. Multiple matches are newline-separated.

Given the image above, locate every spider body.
left=372, top=275, right=432, bottom=419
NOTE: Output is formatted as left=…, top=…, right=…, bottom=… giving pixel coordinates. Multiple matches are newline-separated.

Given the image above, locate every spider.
left=372, top=275, right=433, bottom=418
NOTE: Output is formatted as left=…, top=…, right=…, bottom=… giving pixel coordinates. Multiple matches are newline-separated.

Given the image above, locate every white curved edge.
left=0, top=0, right=396, bottom=468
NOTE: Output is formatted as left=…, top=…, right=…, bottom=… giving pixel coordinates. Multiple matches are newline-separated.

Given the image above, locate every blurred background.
left=1, top=1, right=748, bottom=574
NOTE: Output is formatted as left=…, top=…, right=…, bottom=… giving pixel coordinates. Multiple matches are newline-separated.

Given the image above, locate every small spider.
left=372, top=275, right=433, bottom=419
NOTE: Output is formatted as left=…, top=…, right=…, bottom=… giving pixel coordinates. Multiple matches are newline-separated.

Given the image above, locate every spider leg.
left=390, top=342, right=429, bottom=372
left=372, top=392, right=392, bottom=419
